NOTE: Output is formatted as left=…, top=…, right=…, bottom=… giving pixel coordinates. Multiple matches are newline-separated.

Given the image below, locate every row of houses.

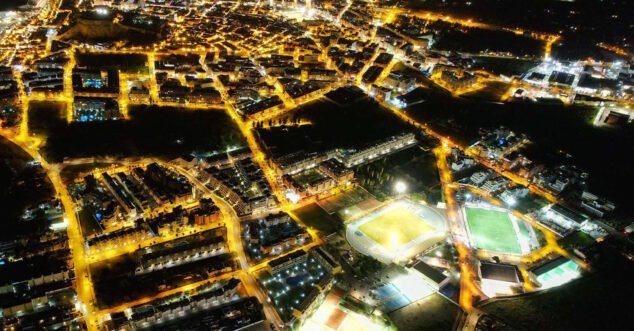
left=111, top=278, right=256, bottom=330
left=84, top=204, right=221, bottom=255
left=274, top=132, right=417, bottom=176
left=135, top=227, right=227, bottom=275
left=246, top=213, right=311, bottom=256
left=282, top=159, right=354, bottom=199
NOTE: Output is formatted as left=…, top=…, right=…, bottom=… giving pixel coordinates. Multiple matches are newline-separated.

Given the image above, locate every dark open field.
left=433, top=28, right=544, bottom=57
left=28, top=102, right=244, bottom=162
left=256, top=94, right=416, bottom=158
left=0, top=136, right=56, bottom=237
left=402, top=87, right=634, bottom=219
left=389, top=293, right=461, bottom=331
left=481, top=250, right=634, bottom=330
left=404, top=0, right=632, bottom=61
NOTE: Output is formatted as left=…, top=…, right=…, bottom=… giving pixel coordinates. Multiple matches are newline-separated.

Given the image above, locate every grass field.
left=389, top=293, right=460, bottom=331
left=292, top=203, right=339, bottom=235
left=359, top=206, right=435, bottom=253
left=319, top=186, right=373, bottom=214
left=466, top=207, right=522, bottom=254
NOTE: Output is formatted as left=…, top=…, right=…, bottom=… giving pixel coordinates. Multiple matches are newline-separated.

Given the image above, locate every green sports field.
left=465, top=207, right=522, bottom=254
left=359, top=206, right=435, bottom=253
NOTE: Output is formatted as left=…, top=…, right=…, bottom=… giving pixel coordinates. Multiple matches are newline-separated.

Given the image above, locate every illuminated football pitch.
left=358, top=206, right=435, bottom=253
left=465, top=206, right=523, bottom=254
left=347, top=200, right=446, bottom=263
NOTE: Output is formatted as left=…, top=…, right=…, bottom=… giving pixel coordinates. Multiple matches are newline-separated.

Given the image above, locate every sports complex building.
left=346, top=199, right=447, bottom=264
left=530, top=256, right=581, bottom=290
left=463, top=203, right=540, bottom=257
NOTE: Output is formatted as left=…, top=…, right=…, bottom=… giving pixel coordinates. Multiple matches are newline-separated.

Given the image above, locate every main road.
left=171, top=162, right=286, bottom=329
left=435, top=144, right=484, bottom=311
left=0, top=130, right=100, bottom=330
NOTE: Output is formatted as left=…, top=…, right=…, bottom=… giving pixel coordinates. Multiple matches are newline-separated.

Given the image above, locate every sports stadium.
left=463, top=203, right=540, bottom=256
left=346, top=199, right=447, bottom=264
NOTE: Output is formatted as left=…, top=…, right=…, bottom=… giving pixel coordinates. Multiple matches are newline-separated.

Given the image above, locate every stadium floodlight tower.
left=95, top=7, right=109, bottom=16
left=395, top=181, right=407, bottom=196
